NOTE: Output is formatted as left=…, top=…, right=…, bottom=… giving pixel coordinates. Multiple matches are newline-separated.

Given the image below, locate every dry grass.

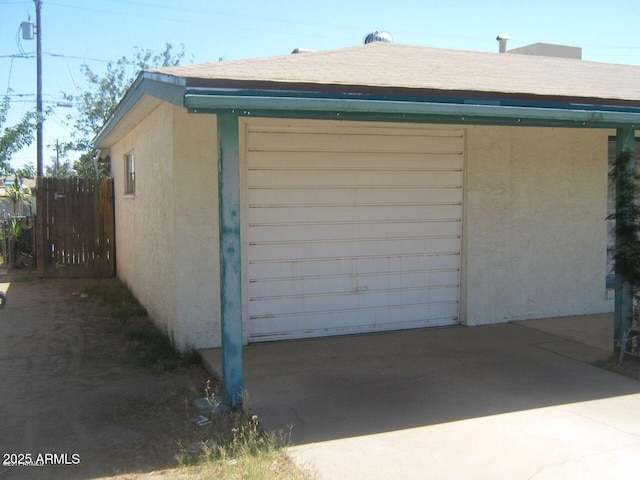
left=82, top=279, right=310, bottom=480
left=99, top=451, right=307, bottom=480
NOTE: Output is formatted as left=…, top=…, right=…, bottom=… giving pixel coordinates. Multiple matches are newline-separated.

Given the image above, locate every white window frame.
left=124, top=151, right=135, bottom=196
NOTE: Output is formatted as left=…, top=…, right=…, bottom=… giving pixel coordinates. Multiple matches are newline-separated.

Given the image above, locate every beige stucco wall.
left=110, top=102, right=220, bottom=349
left=463, top=126, right=613, bottom=324
left=172, top=108, right=220, bottom=349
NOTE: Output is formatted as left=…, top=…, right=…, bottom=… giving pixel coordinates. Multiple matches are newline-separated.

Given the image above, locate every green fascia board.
left=184, top=92, right=640, bottom=128
left=94, top=72, right=186, bottom=147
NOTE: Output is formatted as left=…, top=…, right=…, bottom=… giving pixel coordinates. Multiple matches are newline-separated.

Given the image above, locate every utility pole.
left=35, top=0, right=43, bottom=178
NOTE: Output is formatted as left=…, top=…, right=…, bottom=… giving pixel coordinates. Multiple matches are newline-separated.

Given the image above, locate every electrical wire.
left=43, top=0, right=640, bottom=53
left=47, top=53, right=80, bottom=95
left=5, top=56, right=15, bottom=95
left=62, top=56, right=79, bottom=96
left=15, top=25, right=26, bottom=56
left=7, top=2, right=640, bottom=65
left=0, top=52, right=130, bottom=64
left=44, top=1, right=357, bottom=42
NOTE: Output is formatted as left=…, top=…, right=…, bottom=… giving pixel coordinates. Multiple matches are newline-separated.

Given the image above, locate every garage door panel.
left=249, top=269, right=460, bottom=298
left=249, top=186, right=463, bottom=208
left=249, top=253, right=462, bottom=280
left=248, top=169, right=463, bottom=188
left=249, top=220, right=462, bottom=243
left=248, top=125, right=464, bottom=138
left=248, top=131, right=465, bottom=154
left=246, top=123, right=464, bottom=341
left=248, top=151, right=464, bottom=170
left=248, top=204, right=463, bottom=224
left=250, top=301, right=460, bottom=326
left=249, top=237, right=460, bottom=262
left=249, top=303, right=460, bottom=341
left=249, top=286, right=460, bottom=317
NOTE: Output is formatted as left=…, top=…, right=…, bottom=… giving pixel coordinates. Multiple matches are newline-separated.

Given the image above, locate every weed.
left=174, top=449, right=306, bottom=480
left=81, top=281, right=201, bottom=372
left=174, top=392, right=306, bottom=479
left=192, top=411, right=275, bottom=460
left=176, top=381, right=287, bottom=466
left=82, top=282, right=147, bottom=319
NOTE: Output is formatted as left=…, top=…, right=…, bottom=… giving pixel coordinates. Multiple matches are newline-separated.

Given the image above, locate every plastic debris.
left=190, top=415, right=211, bottom=427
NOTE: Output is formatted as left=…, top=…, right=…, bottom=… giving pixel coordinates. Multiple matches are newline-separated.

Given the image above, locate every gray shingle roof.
left=150, top=42, right=640, bottom=104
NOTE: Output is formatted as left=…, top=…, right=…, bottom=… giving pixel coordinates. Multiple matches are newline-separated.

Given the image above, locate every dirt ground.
left=2, top=270, right=639, bottom=480
left=0, top=271, right=213, bottom=480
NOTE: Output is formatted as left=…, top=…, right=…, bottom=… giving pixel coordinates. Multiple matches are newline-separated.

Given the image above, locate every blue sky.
left=1, top=0, right=639, bottom=170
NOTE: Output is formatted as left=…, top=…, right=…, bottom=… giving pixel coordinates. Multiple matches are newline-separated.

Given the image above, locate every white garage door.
left=246, top=121, right=464, bottom=342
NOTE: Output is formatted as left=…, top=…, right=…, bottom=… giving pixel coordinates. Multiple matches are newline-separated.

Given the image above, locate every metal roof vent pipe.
left=497, top=35, right=510, bottom=53
left=364, top=31, right=393, bottom=44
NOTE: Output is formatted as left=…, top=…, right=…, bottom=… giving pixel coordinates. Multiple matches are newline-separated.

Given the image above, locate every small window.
left=124, top=152, right=135, bottom=195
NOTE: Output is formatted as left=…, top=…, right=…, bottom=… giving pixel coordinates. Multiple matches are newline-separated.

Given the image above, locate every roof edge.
left=182, top=78, right=640, bottom=110
left=184, top=91, right=640, bottom=128
left=94, top=72, right=186, bottom=147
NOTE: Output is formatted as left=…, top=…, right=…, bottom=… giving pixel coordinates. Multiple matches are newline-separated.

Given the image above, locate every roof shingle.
left=149, top=42, right=640, bottom=104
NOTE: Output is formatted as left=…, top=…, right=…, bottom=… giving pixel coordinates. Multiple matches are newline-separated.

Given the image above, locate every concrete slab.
left=201, top=317, right=640, bottom=479
left=531, top=338, right=613, bottom=363
left=289, top=396, right=640, bottom=480
left=515, top=314, right=614, bottom=363
left=516, top=313, right=614, bottom=350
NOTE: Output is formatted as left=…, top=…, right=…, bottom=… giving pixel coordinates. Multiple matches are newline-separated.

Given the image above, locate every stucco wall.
left=110, top=102, right=178, bottom=342
left=464, top=126, right=613, bottom=324
left=172, top=108, right=220, bottom=349
left=110, top=103, right=220, bottom=349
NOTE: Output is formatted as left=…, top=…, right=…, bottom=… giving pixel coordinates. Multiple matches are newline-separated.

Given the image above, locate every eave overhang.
left=95, top=73, right=640, bottom=149
left=184, top=88, right=640, bottom=129
left=94, top=72, right=186, bottom=148
left=183, top=77, right=640, bottom=110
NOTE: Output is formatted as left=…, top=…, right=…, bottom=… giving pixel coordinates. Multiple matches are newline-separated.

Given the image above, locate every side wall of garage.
left=172, top=108, right=220, bottom=349
left=464, top=126, right=613, bottom=324
left=110, top=102, right=179, bottom=344
left=110, top=104, right=220, bottom=349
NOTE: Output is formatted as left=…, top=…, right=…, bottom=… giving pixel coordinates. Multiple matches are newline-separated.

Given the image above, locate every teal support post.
left=614, top=127, right=636, bottom=349
left=217, top=113, right=243, bottom=407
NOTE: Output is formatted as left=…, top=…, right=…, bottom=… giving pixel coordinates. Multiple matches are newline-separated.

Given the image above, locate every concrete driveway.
left=202, top=315, right=640, bottom=479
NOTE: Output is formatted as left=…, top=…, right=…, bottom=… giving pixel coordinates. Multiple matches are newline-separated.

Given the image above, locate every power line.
left=45, top=1, right=640, bottom=52
left=60, top=55, right=79, bottom=96
left=45, top=1, right=359, bottom=43
left=5, top=56, right=15, bottom=94
left=7, top=2, right=640, bottom=65
left=0, top=52, right=112, bottom=63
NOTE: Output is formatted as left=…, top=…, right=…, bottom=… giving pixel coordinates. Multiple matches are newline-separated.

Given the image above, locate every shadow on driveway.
left=203, top=320, right=640, bottom=445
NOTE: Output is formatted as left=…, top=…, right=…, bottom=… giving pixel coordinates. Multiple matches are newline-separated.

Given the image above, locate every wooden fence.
left=36, top=177, right=115, bottom=277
